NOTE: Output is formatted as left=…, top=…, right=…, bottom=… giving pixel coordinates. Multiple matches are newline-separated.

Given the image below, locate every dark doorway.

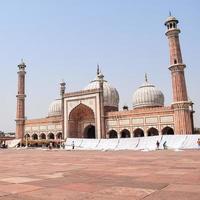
left=147, top=128, right=159, bottom=136
left=133, top=128, right=144, bottom=137
left=84, top=125, right=95, bottom=138
left=121, top=129, right=131, bottom=138
left=108, top=130, right=118, bottom=138
left=40, top=133, right=46, bottom=140
left=162, top=127, right=174, bottom=135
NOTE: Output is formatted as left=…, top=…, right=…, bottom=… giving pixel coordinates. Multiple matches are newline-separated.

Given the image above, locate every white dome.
left=133, top=78, right=164, bottom=109
left=84, top=72, right=119, bottom=108
left=48, top=99, right=61, bottom=117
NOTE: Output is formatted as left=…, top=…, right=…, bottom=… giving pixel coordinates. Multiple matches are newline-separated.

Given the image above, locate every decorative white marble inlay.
left=132, top=118, right=144, bottom=124
left=119, top=119, right=129, bottom=125
left=25, top=126, right=31, bottom=131
left=48, top=125, right=55, bottom=130
left=40, top=126, right=47, bottom=130
left=145, top=117, right=158, bottom=124
left=89, top=100, right=93, bottom=105
left=56, top=125, right=62, bottom=129
left=32, top=126, right=39, bottom=131
left=160, top=116, right=174, bottom=123
left=107, top=120, right=117, bottom=126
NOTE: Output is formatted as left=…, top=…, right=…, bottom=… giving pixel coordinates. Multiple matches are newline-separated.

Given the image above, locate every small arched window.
left=174, top=59, right=177, bottom=64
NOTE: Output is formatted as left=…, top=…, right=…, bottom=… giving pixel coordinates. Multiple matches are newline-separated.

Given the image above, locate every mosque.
left=15, top=15, right=195, bottom=141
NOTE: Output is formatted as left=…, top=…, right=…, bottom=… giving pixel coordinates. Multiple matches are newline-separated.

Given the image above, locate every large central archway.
left=68, top=103, right=95, bottom=138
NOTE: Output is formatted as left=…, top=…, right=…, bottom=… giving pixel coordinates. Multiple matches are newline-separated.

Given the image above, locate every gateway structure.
left=16, top=16, right=195, bottom=141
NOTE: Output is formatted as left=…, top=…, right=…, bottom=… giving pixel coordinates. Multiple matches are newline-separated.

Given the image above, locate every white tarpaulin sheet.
left=116, top=138, right=139, bottom=150
left=5, top=139, right=21, bottom=148
left=96, top=139, right=119, bottom=150
left=136, top=136, right=162, bottom=150
left=65, top=138, right=83, bottom=149
left=64, top=135, right=200, bottom=151
left=181, top=135, right=200, bottom=149
left=80, top=139, right=100, bottom=150
left=160, top=135, right=187, bottom=149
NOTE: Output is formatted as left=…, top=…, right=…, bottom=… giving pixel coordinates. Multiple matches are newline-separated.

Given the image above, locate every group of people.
left=156, top=140, right=167, bottom=150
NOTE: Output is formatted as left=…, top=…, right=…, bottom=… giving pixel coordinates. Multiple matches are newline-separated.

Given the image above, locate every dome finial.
left=169, top=11, right=172, bottom=16
left=97, top=64, right=100, bottom=75
left=145, top=73, right=148, bottom=82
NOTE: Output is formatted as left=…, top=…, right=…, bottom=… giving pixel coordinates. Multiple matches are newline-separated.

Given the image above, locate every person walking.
left=156, top=140, right=160, bottom=150
left=163, top=141, right=167, bottom=150
left=72, top=141, right=75, bottom=150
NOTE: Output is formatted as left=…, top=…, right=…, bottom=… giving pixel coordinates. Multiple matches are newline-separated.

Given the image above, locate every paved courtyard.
left=0, top=149, right=199, bottom=199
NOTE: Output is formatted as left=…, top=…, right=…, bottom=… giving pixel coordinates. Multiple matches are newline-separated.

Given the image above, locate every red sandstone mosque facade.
left=15, top=16, right=195, bottom=141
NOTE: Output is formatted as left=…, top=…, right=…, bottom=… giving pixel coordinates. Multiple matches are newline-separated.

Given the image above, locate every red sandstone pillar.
left=165, top=15, right=193, bottom=134
left=15, top=60, right=26, bottom=139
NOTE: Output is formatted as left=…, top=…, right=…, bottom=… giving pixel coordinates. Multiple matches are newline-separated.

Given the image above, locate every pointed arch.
left=48, top=133, right=55, bottom=140
left=39, top=133, right=46, bottom=140
left=162, top=126, right=174, bottom=135
left=56, top=132, right=62, bottom=139
left=32, top=134, right=38, bottom=140
left=69, top=103, right=95, bottom=121
left=107, top=130, right=118, bottom=138
left=68, top=103, right=95, bottom=138
left=24, top=134, right=30, bottom=139
left=120, top=129, right=131, bottom=138
left=147, top=127, right=159, bottom=136
left=133, top=128, right=144, bottom=137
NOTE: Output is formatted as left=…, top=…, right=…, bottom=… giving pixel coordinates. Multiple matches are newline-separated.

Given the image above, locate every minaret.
left=60, top=80, right=66, bottom=139
left=165, top=15, right=193, bottom=134
left=16, top=60, right=26, bottom=139
left=97, top=65, right=105, bottom=138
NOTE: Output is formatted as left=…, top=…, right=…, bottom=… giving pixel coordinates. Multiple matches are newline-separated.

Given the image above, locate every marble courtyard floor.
left=0, top=149, right=199, bottom=200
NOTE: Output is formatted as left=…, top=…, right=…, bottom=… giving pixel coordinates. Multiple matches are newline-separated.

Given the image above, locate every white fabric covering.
left=96, top=139, right=119, bottom=150
left=181, top=135, right=200, bottom=149
left=6, top=139, right=21, bottom=148
left=136, top=136, right=162, bottom=150
left=64, top=135, right=199, bottom=151
left=80, top=139, right=100, bottom=149
left=116, top=138, right=139, bottom=150
left=160, top=135, right=187, bottom=149
left=65, top=138, right=83, bottom=149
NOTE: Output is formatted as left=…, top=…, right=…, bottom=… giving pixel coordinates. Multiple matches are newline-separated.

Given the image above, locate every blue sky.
left=0, top=0, right=199, bottom=132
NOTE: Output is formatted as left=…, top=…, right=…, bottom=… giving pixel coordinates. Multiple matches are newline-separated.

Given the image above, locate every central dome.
left=84, top=70, right=119, bottom=108
left=133, top=75, right=164, bottom=109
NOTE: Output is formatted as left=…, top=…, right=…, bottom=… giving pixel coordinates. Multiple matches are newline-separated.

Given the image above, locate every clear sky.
left=0, top=0, right=199, bottom=132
